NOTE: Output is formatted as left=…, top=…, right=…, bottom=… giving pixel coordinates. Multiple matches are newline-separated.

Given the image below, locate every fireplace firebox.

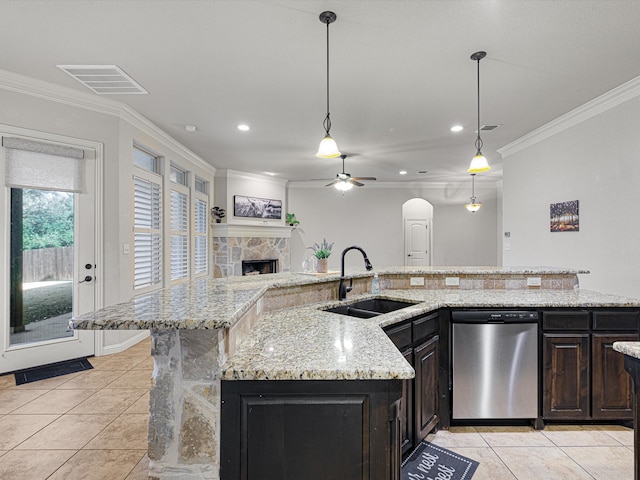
left=241, top=259, right=278, bottom=276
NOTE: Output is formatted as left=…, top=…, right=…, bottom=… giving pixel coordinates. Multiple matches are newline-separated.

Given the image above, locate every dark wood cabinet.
left=543, top=333, right=590, bottom=419
left=384, top=310, right=440, bottom=456
left=414, top=335, right=439, bottom=440
left=592, top=333, right=638, bottom=419
left=221, top=379, right=403, bottom=480
left=542, top=309, right=639, bottom=423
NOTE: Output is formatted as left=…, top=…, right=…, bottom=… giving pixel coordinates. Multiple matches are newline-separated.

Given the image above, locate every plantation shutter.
left=170, top=189, right=189, bottom=281
left=193, top=196, right=208, bottom=275
left=134, top=175, right=162, bottom=289
left=3, top=137, right=86, bottom=192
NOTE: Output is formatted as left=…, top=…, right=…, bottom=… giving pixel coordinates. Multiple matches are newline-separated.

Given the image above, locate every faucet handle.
left=346, top=278, right=353, bottom=293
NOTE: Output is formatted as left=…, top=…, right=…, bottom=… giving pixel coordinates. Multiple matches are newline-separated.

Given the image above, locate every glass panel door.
left=1, top=136, right=97, bottom=374
left=10, top=189, right=76, bottom=346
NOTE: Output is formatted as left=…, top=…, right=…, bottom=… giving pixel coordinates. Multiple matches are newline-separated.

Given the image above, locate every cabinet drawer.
left=592, top=311, right=640, bottom=331
left=412, top=313, right=439, bottom=344
left=543, top=311, right=590, bottom=330
left=385, top=322, right=412, bottom=351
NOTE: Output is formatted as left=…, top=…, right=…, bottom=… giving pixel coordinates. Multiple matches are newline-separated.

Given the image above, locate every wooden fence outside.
left=22, top=246, right=73, bottom=283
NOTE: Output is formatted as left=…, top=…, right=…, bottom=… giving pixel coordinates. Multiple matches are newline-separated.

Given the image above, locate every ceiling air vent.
left=56, top=65, right=148, bottom=95
left=480, top=124, right=501, bottom=131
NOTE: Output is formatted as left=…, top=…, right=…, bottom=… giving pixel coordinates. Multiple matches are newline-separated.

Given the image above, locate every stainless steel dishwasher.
left=451, top=310, right=539, bottom=420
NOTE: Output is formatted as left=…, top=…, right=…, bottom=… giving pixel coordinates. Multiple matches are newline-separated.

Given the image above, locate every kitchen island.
left=71, top=267, right=640, bottom=479
left=614, top=341, right=640, bottom=480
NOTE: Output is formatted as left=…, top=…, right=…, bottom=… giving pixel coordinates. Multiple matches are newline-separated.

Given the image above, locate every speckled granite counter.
left=221, top=288, right=640, bottom=381
left=614, top=342, right=640, bottom=359
left=71, top=266, right=588, bottom=330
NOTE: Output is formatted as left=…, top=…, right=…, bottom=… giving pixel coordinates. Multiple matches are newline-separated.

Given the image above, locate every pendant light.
left=464, top=174, right=483, bottom=212
left=468, top=51, right=491, bottom=173
left=316, top=11, right=341, bottom=158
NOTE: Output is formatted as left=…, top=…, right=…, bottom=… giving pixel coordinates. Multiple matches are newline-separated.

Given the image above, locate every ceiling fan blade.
left=351, top=177, right=377, bottom=181
left=350, top=180, right=365, bottom=187
left=310, top=178, right=335, bottom=181
left=324, top=180, right=339, bottom=187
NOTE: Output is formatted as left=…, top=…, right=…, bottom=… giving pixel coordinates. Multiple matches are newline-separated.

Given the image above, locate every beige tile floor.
left=427, top=423, right=635, bottom=479
left=0, top=336, right=635, bottom=479
left=0, top=338, right=152, bottom=480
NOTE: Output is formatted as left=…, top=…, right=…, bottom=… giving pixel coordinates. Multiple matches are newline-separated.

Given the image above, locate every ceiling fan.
left=314, top=154, right=377, bottom=191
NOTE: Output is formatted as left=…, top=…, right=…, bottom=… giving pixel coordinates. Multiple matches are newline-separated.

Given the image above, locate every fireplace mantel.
left=211, top=224, right=292, bottom=239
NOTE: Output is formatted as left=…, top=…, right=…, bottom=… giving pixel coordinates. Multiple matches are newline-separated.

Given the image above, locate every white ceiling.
left=3, top=0, right=640, bottom=185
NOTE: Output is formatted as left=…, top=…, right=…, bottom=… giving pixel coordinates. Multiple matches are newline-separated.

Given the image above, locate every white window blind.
left=193, top=196, right=208, bottom=276
left=3, top=137, right=86, bottom=192
left=134, top=174, right=162, bottom=289
left=170, top=189, right=189, bottom=281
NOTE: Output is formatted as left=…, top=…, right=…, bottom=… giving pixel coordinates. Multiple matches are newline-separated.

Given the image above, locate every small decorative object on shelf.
left=286, top=213, right=300, bottom=227
left=308, top=238, right=333, bottom=273
left=211, top=206, right=226, bottom=223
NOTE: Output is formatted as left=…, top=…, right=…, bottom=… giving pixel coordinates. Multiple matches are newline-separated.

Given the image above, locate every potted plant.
left=307, top=238, right=333, bottom=273
left=211, top=206, right=226, bottom=223
left=286, top=213, right=300, bottom=227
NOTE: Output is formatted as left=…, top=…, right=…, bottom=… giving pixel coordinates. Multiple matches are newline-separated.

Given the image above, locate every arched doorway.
left=402, top=198, right=433, bottom=266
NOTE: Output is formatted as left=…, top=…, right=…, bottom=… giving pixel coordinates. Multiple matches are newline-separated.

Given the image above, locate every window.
left=133, top=146, right=162, bottom=291
left=170, top=164, right=187, bottom=185
left=133, top=146, right=158, bottom=172
left=195, top=177, right=207, bottom=194
left=193, top=195, right=208, bottom=276
left=170, top=188, right=189, bottom=281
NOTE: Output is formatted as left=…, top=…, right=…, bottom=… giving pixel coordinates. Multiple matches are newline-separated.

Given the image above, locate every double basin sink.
left=324, top=298, right=417, bottom=318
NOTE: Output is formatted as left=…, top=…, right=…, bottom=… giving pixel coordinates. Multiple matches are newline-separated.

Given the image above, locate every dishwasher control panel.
left=451, top=310, right=539, bottom=322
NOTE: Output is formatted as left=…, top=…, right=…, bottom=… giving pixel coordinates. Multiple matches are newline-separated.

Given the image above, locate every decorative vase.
left=316, top=258, right=329, bottom=273
left=216, top=218, right=221, bottom=223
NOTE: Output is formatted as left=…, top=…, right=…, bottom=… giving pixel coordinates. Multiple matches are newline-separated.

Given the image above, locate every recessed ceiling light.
left=237, top=124, right=250, bottom=131
left=264, top=172, right=276, bottom=176
left=184, top=124, right=197, bottom=132
left=450, top=125, right=464, bottom=133
left=399, top=170, right=407, bottom=175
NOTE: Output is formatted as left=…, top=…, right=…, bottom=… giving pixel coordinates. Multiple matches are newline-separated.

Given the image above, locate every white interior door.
left=405, top=219, right=430, bottom=266
left=0, top=130, right=100, bottom=374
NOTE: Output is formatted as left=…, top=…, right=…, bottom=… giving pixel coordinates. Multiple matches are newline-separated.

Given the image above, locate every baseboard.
left=97, top=330, right=150, bottom=357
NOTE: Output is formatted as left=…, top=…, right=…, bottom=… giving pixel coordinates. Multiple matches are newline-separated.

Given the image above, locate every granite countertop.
left=71, top=266, right=590, bottom=330
left=220, top=288, right=640, bottom=381
left=613, top=342, right=640, bottom=360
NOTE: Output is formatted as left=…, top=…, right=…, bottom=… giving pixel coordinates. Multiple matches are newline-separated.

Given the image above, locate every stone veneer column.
left=148, top=329, right=225, bottom=479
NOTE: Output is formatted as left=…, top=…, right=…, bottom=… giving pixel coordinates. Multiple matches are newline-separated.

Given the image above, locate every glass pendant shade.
left=334, top=180, right=353, bottom=191
left=464, top=201, right=483, bottom=212
left=468, top=151, right=491, bottom=173
left=316, top=134, right=341, bottom=158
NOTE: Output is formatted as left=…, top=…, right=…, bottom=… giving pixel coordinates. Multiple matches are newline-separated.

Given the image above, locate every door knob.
left=79, top=276, right=93, bottom=283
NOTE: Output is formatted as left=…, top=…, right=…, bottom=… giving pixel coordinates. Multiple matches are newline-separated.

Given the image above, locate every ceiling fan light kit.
left=468, top=51, right=491, bottom=174
left=316, top=11, right=341, bottom=159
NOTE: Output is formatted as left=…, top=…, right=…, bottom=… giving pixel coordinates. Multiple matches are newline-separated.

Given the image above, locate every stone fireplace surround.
left=211, top=224, right=291, bottom=278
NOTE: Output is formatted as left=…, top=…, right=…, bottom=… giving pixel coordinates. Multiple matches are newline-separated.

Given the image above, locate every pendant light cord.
left=323, top=19, right=332, bottom=135
left=475, top=56, right=483, bottom=153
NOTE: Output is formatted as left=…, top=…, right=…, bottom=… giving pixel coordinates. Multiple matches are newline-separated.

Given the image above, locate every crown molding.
left=0, top=68, right=212, bottom=172
left=498, top=75, right=640, bottom=158
left=219, top=169, right=288, bottom=186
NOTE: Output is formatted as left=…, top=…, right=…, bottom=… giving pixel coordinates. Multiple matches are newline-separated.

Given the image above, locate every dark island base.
left=624, top=355, right=640, bottom=480
left=221, top=379, right=403, bottom=480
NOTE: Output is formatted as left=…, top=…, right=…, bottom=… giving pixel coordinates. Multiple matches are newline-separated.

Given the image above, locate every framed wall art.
left=234, top=195, right=282, bottom=219
left=550, top=200, right=579, bottom=232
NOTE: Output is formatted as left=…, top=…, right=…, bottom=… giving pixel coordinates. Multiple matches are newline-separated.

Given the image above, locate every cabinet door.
left=592, top=333, right=639, bottom=420
left=543, top=333, right=590, bottom=420
left=400, top=348, right=414, bottom=456
left=414, top=335, right=439, bottom=441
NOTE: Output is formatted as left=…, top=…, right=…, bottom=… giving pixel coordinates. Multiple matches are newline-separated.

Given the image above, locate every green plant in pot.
left=308, top=238, right=333, bottom=273
left=286, top=213, right=300, bottom=227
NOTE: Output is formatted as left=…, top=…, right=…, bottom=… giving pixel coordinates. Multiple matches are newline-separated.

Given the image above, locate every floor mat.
left=13, top=357, right=93, bottom=385
left=402, top=441, right=479, bottom=480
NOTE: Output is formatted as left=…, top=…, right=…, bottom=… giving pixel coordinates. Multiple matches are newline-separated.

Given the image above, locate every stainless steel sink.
left=324, top=298, right=417, bottom=318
